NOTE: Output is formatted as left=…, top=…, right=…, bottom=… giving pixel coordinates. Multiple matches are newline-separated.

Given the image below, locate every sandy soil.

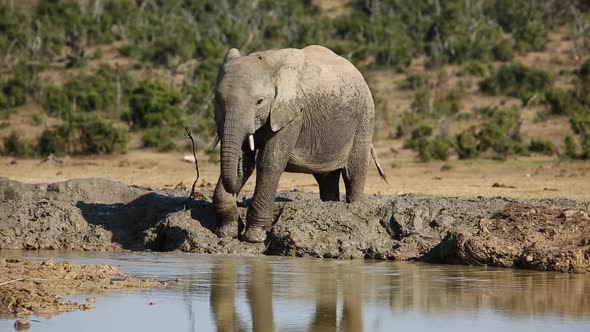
left=1, top=141, right=589, bottom=200
left=0, top=258, right=165, bottom=319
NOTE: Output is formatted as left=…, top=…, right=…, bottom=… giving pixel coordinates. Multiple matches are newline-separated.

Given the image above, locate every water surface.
left=0, top=251, right=589, bottom=331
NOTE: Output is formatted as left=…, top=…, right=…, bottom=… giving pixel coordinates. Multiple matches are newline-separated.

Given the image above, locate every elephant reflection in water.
left=309, top=264, right=363, bottom=332
left=209, top=259, right=274, bottom=332
left=210, top=259, right=363, bottom=332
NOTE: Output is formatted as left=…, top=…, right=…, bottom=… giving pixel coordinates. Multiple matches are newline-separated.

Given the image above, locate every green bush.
left=487, top=0, right=550, bottom=52
left=462, top=61, right=486, bottom=77
left=528, top=139, right=555, bottom=155
left=545, top=89, right=584, bottom=116
left=411, top=89, right=462, bottom=118
left=41, top=86, right=69, bottom=117
left=0, top=63, right=42, bottom=110
left=395, top=112, right=424, bottom=138
left=143, top=127, right=178, bottom=151
left=477, top=107, right=526, bottom=158
left=38, top=114, right=127, bottom=156
left=480, top=64, right=552, bottom=102
left=570, top=111, right=590, bottom=137
left=455, top=128, right=480, bottom=159
left=40, top=65, right=133, bottom=116
left=417, top=138, right=451, bottom=162
left=404, top=124, right=433, bottom=149
left=2, top=131, right=36, bottom=157
left=129, top=80, right=184, bottom=128
left=492, top=40, right=514, bottom=62
left=434, top=90, right=462, bottom=117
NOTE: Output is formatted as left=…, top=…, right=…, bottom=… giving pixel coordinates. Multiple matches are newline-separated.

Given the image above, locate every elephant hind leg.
left=313, top=170, right=341, bottom=202
left=343, top=143, right=370, bottom=203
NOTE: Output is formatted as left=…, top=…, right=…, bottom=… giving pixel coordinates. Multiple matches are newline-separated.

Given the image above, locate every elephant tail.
left=370, top=145, right=388, bottom=184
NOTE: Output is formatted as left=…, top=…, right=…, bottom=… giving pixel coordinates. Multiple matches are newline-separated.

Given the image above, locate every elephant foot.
left=215, top=222, right=238, bottom=238
left=242, top=225, right=269, bottom=243
left=214, top=206, right=239, bottom=239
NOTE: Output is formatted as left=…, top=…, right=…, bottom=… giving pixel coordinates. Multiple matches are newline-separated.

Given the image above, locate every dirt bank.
left=1, top=177, right=589, bottom=273
left=0, top=258, right=165, bottom=318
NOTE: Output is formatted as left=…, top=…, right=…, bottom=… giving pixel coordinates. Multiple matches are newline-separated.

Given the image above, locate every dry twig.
left=184, top=128, right=200, bottom=199
left=0, top=278, right=24, bottom=286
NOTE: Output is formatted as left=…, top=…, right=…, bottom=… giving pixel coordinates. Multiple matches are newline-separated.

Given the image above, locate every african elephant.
left=211, top=45, right=386, bottom=243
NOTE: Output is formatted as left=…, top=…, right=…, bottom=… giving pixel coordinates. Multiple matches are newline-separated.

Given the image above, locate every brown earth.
left=0, top=258, right=165, bottom=318
left=0, top=177, right=589, bottom=273
left=2, top=144, right=590, bottom=201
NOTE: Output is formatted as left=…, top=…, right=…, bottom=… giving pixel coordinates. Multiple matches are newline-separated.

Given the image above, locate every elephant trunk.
left=220, top=122, right=247, bottom=194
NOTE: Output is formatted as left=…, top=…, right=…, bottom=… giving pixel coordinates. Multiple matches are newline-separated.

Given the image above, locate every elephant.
left=211, top=45, right=387, bottom=243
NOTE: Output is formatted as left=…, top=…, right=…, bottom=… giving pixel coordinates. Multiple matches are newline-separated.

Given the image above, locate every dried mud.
left=1, top=177, right=589, bottom=273
left=0, top=258, right=165, bottom=318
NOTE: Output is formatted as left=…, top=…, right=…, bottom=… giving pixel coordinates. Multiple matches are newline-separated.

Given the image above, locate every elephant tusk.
left=248, top=135, right=255, bottom=151
left=208, top=134, right=220, bottom=152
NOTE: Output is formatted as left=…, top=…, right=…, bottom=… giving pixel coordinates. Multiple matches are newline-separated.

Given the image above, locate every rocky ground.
left=0, top=258, right=165, bottom=319
left=0, top=177, right=589, bottom=273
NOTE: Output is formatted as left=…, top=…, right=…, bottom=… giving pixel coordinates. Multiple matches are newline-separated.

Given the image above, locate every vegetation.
left=0, top=0, right=589, bottom=159
left=480, top=64, right=552, bottom=102
left=38, top=114, right=128, bottom=156
left=528, top=139, right=555, bottom=155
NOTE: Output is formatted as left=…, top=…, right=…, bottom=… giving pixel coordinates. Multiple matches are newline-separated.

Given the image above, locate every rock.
left=13, top=319, right=30, bottom=331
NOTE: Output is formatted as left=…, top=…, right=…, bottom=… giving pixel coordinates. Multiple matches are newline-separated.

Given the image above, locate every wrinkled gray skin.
left=212, top=45, right=382, bottom=243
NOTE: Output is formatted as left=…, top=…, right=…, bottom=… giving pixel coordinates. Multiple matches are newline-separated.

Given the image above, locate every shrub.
left=545, top=89, right=584, bottom=116
left=477, top=108, right=526, bottom=158
left=38, top=114, right=127, bottom=156
left=129, top=80, right=184, bottom=128
left=455, top=128, right=480, bottom=159
left=2, top=131, right=36, bottom=157
left=417, top=138, right=451, bottom=162
left=480, top=64, right=552, bottom=102
left=434, top=90, right=462, bottom=117
left=395, top=112, right=424, bottom=138
left=570, top=111, right=590, bottom=137
left=41, top=86, right=69, bottom=117
left=463, top=61, right=486, bottom=77
left=404, top=124, right=432, bottom=149
left=0, top=63, right=41, bottom=110
left=40, top=66, right=134, bottom=116
left=78, top=115, right=128, bottom=154
left=38, top=126, right=71, bottom=156
left=492, top=40, right=514, bottom=62
left=411, top=89, right=462, bottom=118
left=143, top=127, right=178, bottom=151
left=528, top=139, right=555, bottom=155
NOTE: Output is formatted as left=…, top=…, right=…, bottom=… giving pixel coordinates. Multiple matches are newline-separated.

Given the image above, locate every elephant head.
left=213, top=48, right=319, bottom=194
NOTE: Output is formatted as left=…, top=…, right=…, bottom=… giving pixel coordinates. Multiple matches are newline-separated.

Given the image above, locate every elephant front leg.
left=243, top=123, right=301, bottom=243
left=213, top=152, right=256, bottom=238
left=212, top=177, right=240, bottom=238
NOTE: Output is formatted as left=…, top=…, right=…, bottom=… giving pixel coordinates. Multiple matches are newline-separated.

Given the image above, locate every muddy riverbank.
left=1, top=177, right=589, bottom=273
left=0, top=258, right=165, bottom=318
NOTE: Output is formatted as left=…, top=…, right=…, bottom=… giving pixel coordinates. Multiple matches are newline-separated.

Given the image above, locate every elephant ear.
left=270, top=50, right=320, bottom=132
left=224, top=48, right=242, bottom=62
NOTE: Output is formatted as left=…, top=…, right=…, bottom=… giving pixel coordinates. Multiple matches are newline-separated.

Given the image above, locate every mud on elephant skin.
left=210, top=45, right=387, bottom=243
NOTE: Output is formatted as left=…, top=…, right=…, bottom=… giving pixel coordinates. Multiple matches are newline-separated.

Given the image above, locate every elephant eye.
left=256, top=98, right=264, bottom=106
